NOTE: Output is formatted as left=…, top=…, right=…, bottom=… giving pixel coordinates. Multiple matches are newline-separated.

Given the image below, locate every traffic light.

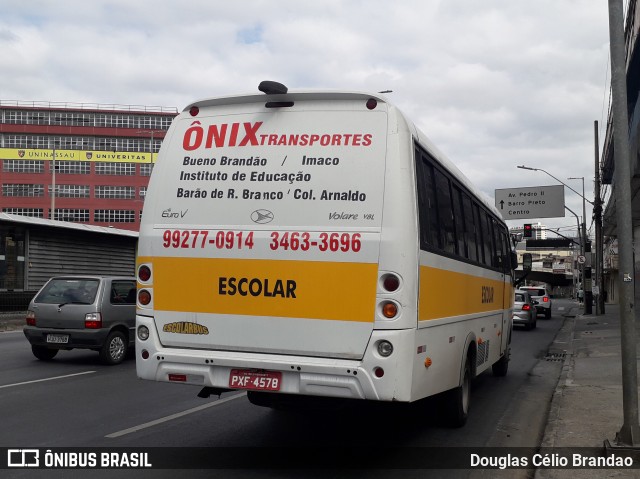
left=523, top=224, right=532, bottom=238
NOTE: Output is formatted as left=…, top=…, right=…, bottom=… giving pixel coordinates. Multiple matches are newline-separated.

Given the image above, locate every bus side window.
left=433, top=168, right=456, bottom=255
left=473, top=203, right=485, bottom=265
left=462, top=193, right=478, bottom=263
left=479, top=210, right=493, bottom=267
left=503, top=231, right=512, bottom=272
left=487, top=216, right=499, bottom=269
left=416, top=150, right=440, bottom=250
left=492, top=218, right=503, bottom=269
left=452, top=185, right=466, bottom=258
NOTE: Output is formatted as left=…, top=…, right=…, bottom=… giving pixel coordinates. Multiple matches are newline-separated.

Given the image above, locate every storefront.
left=0, top=213, right=137, bottom=310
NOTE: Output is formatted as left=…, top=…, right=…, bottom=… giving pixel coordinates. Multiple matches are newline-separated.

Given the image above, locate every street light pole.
left=568, top=177, right=591, bottom=314
left=593, top=120, right=605, bottom=314
left=136, top=129, right=163, bottom=164
left=517, top=165, right=594, bottom=313
left=565, top=205, right=584, bottom=302
left=516, top=166, right=594, bottom=206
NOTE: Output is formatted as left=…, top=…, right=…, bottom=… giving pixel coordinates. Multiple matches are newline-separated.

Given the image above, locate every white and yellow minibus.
left=135, top=81, right=516, bottom=427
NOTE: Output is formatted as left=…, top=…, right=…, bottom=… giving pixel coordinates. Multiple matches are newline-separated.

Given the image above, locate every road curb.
left=470, top=308, right=575, bottom=479
left=533, top=310, right=577, bottom=479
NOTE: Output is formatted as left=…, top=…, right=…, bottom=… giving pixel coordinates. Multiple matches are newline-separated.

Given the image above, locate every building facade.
left=0, top=100, right=178, bottom=231
left=601, top=0, right=640, bottom=305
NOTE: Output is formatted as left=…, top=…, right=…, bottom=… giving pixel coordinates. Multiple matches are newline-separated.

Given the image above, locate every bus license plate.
left=46, top=334, right=69, bottom=344
left=229, top=369, right=282, bottom=391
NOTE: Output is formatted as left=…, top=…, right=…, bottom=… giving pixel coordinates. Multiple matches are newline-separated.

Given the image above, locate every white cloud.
left=0, top=0, right=612, bottom=233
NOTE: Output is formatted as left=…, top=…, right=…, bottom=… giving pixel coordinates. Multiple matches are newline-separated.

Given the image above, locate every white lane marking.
left=105, top=392, right=247, bottom=438
left=0, top=371, right=96, bottom=389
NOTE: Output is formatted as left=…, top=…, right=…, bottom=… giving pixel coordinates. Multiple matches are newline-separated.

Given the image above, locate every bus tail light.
left=381, top=301, right=398, bottom=319
left=374, top=367, right=384, bottom=378
left=381, top=273, right=401, bottom=292
left=138, top=289, right=152, bottom=306
left=138, top=265, right=151, bottom=282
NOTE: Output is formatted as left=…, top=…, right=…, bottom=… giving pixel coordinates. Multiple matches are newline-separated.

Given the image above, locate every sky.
left=0, top=0, right=614, bottom=238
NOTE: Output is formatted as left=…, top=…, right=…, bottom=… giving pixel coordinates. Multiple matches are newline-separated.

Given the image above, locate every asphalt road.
left=0, top=299, right=574, bottom=478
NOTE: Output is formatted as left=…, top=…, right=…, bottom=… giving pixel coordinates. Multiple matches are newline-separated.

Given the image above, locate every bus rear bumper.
left=135, top=315, right=414, bottom=402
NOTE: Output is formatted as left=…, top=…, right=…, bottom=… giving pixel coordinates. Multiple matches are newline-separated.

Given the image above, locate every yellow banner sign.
left=140, top=256, right=378, bottom=322
left=0, top=148, right=154, bottom=163
left=419, top=265, right=511, bottom=320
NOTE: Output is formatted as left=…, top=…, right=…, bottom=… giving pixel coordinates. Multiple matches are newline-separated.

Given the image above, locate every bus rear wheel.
left=445, top=356, right=471, bottom=427
left=492, top=341, right=510, bottom=377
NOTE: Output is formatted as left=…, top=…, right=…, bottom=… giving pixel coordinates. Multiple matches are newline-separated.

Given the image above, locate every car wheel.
left=533, top=318, right=537, bottom=329
left=32, top=345, right=58, bottom=361
left=99, top=331, right=127, bottom=365
left=545, top=309, right=552, bottom=319
left=445, top=355, right=471, bottom=427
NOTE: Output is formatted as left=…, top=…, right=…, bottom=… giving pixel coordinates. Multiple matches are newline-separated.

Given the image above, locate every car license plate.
left=46, top=334, right=69, bottom=344
left=229, top=369, right=282, bottom=391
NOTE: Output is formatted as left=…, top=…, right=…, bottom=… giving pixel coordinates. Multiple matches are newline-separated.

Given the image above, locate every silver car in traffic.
left=23, top=276, right=137, bottom=365
left=513, top=289, right=537, bottom=330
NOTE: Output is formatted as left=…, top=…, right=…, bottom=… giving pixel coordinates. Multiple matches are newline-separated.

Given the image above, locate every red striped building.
left=0, top=100, right=178, bottom=231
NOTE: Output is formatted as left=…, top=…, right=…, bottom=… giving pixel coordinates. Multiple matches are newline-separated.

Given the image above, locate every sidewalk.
left=536, top=302, right=640, bottom=478
left=0, top=311, right=25, bottom=332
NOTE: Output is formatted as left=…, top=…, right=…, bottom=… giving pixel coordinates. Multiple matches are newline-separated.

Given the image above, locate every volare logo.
left=251, top=209, right=274, bottom=224
left=18, top=150, right=25, bottom=158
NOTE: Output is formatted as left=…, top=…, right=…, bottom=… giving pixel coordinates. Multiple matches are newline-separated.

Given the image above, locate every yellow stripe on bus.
left=419, top=265, right=509, bottom=321
left=141, top=256, right=378, bottom=322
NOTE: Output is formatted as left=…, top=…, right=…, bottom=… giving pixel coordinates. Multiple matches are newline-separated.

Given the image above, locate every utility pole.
left=594, top=120, right=604, bottom=314
left=606, top=0, right=640, bottom=447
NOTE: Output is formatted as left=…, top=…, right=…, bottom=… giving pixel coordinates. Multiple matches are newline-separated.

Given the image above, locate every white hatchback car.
left=519, top=286, right=552, bottom=319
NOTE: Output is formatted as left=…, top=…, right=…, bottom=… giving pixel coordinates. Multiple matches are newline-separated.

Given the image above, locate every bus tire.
left=492, top=353, right=509, bottom=377
left=247, top=391, right=305, bottom=411
left=493, top=340, right=510, bottom=377
left=445, top=355, right=471, bottom=428
left=247, top=391, right=276, bottom=408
